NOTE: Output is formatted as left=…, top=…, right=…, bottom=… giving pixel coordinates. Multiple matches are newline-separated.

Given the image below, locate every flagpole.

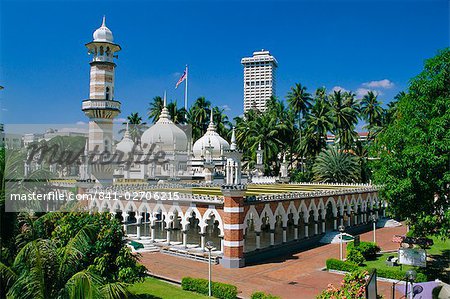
left=184, top=65, right=188, bottom=112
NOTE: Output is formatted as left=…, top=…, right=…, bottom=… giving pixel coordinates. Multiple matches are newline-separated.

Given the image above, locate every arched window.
left=106, top=47, right=110, bottom=56
left=106, top=87, right=110, bottom=100
left=100, top=46, right=104, bottom=55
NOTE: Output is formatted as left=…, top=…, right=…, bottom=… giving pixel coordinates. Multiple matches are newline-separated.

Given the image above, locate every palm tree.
left=234, top=97, right=292, bottom=175
left=302, top=96, right=334, bottom=158
left=1, top=226, right=130, bottom=299
left=287, top=83, right=312, bottom=171
left=147, top=96, right=164, bottom=123
left=121, top=112, right=147, bottom=143
left=166, top=101, right=187, bottom=124
left=188, top=97, right=211, bottom=141
left=312, top=146, right=360, bottom=183
left=212, top=106, right=232, bottom=138
left=329, top=90, right=358, bottom=149
left=360, top=91, right=383, bottom=139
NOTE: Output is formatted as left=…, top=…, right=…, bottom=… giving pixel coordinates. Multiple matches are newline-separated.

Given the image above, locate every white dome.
left=116, top=126, right=135, bottom=154
left=193, top=113, right=230, bottom=159
left=93, top=16, right=114, bottom=43
left=141, top=98, right=188, bottom=153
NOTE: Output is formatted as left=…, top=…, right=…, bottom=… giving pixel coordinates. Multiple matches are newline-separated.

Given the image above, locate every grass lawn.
left=128, top=277, right=209, bottom=299
left=356, top=236, right=449, bottom=281
left=363, top=253, right=417, bottom=272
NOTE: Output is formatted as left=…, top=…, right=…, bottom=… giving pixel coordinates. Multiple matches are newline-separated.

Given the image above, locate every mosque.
left=80, top=17, right=243, bottom=185
left=75, top=18, right=386, bottom=269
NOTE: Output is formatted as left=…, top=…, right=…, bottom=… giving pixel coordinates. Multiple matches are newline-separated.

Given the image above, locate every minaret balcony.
left=82, top=99, right=121, bottom=111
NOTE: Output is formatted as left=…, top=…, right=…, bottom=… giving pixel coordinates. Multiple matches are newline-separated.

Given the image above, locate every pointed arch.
left=201, top=208, right=224, bottom=235
left=243, top=205, right=262, bottom=232
left=260, top=204, right=275, bottom=229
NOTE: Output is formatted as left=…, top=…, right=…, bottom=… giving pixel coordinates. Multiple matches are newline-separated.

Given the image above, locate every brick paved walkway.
left=140, top=224, right=406, bottom=299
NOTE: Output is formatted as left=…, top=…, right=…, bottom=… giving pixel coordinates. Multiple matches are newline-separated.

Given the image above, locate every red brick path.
left=140, top=224, right=406, bottom=299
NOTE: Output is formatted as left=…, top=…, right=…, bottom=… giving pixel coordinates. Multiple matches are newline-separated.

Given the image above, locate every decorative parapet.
left=245, top=185, right=380, bottom=203
left=221, top=184, right=247, bottom=197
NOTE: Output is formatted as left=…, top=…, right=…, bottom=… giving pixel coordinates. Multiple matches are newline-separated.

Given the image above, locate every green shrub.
left=347, top=241, right=380, bottom=260
left=347, top=249, right=366, bottom=265
left=181, top=277, right=238, bottom=299
left=326, top=260, right=428, bottom=282
left=317, top=270, right=369, bottom=299
left=251, top=291, right=281, bottom=299
left=369, top=268, right=427, bottom=282
left=326, top=258, right=359, bottom=272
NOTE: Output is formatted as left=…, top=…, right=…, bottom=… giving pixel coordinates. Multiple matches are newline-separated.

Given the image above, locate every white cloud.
left=362, top=79, right=394, bottom=89
left=331, top=86, right=349, bottom=93
left=76, top=121, right=86, bottom=125
left=221, top=105, right=231, bottom=111
left=356, top=88, right=381, bottom=97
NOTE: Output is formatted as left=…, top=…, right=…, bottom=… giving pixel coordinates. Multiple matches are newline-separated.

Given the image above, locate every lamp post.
left=405, top=269, right=417, bottom=299
left=371, top=214, right=377, bottom=243
left=338, top=225, right=345, bottom=260
left=205, top=241, right=214, bottom=297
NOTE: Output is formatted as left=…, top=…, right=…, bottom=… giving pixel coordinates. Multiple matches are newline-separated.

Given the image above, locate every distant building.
left=4, top=133, right=23, bottom=149
left=326, top=132, right=369, bottom=145
left=241, top=50, right=278, bottom=113
left=23, top=129, right=87, bottom=147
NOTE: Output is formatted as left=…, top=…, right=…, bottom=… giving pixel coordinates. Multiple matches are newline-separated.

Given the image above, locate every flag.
left=175, top=69, right=187, bottom=89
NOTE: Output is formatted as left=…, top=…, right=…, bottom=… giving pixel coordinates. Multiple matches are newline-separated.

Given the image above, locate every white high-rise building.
left=241, top=50, right=278, bottom=112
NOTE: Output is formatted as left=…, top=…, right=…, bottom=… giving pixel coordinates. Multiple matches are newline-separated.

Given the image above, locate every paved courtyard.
left=140, top=224, right=407, bottom=298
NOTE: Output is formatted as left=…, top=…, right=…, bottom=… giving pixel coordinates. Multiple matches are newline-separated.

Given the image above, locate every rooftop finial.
left=123, top=122, right=131, bottom=139
left=230, top=127, right=237, bottom=150
left=102, top=15, right=106, bottom=27
left=210, top=109, right=213, bottom=123
left=163, top=91, right=167, bottom=107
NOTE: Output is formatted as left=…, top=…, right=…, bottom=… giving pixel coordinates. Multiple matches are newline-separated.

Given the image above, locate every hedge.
left=347, top=241, right=380, bottom=260
left=367, top=268, right=428, bottom=282
left=326, top=258, right=359, bottom=272
left=251, top=291, right=281, bottom=299
left=326, top=259, right=428, bottom=282
left=181, top=277, right=238, bottom=299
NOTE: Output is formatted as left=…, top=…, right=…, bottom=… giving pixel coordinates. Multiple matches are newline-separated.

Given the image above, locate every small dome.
left=116, top=125, right=135, bottom=154
left=193, top=111, right=230, bottom=159
left=93, top=16, right=114, bottom=43
left=141, top=93, right=188, bottom=153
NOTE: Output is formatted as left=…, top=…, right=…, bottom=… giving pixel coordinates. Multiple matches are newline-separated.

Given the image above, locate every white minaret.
left=82, top=16, right=121, bottom=153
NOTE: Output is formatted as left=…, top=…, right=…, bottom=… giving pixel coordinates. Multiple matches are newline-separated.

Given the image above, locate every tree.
left=1, top=225, right=133, bottom=299
left=372, top=48, right=450, bottom=239
left=147, top=96, right=164, bottom=123
left=234, top=97, right=293, bottom=175
left=329, top=90, right=359, bottom=149
left=122, top=112, right=147, bottom=143
left=0, top=212, right=145, bottom=299
left=287, top=83, right=312, bottom=171
left=312, top=146, right=360, bottom=183
left=302, top=89, right=334, bottom=159
left=188, top=97, right=211, bottom=141
left=212, top=106, right=232, bottom=138
left=360, top=91, right=383, bottom=139
left=166, top=101, right=187, bottom=124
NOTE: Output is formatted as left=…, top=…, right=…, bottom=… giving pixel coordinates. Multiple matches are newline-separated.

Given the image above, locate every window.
left=106, top=87, right=110, bottom=100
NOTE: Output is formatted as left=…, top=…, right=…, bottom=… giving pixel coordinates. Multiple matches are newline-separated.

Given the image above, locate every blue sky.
left=0, top=0, right=448, bottom=125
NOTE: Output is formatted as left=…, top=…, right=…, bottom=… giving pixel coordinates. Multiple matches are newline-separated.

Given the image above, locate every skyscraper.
left=241, top=50, right=278, bottom=113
